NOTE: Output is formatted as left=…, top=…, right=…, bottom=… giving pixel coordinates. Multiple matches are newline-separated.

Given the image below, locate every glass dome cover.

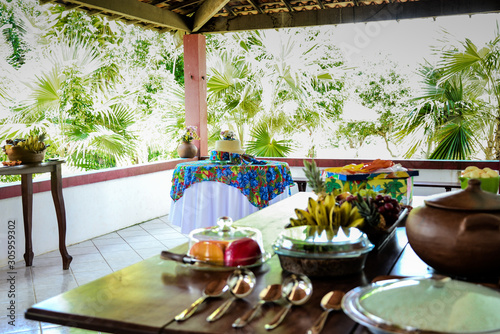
left=273, top=226, right=374, bottom=258
left=189, top=216, right=263, bottom=250
left=342, top=275, right=500, bottom=333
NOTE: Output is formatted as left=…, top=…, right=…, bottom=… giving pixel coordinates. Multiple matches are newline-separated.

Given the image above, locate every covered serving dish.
left=406, top=179, right=500, bottom=278
left=342, top=275, right=500, bottom=334
left=272, top=226, right=374, bottom=277
left=187, top=216, right=266, bottom=268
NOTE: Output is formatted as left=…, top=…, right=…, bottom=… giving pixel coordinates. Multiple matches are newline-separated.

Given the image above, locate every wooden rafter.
left=169, top=0, right=202, bottom=11
left=281, top=0, right=295, bottom=12
left=200, top=0, right=500, bottom=33
left=40, top=0, right=500, bottom=34
left=224, top=5, right=237, bottom=16
left=43, top=0, right=192, bottom=32
left=247, top=0, right=265, bottom=14
left=192, top=0, right=230, bottom=32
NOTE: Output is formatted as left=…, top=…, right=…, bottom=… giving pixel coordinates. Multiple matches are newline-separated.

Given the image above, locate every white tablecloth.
left=170, top=181, right=298, bottom=234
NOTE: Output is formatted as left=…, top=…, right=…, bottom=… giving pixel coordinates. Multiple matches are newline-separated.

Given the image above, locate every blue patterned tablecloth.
left=170, top=160, right=294, bottom=208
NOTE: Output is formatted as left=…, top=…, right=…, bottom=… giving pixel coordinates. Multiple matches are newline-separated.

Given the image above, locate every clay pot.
left=177, top=142, right=198, bottom=158
left=406, top=178, right=500, bottom=278
left=5, top=146, right=46, bottom=163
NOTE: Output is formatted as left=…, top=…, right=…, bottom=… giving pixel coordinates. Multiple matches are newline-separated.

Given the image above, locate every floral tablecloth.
left=170, top=160, right=294, bottom=209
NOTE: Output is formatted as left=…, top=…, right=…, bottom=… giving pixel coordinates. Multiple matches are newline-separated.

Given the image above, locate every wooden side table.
left=0, top=161, right=72, bottom=269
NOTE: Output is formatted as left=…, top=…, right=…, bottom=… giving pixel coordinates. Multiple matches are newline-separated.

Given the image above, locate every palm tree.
left=436, top=35, right=500, bottom=159
left=397, top=34, right=496, bottom=160
left=0, top=38, right=137, bottom=169
left=206, top=29, right=345, bottom=157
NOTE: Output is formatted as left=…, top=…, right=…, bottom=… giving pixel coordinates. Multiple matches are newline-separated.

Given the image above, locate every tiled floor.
left=0, top=215, right=188, bottom=334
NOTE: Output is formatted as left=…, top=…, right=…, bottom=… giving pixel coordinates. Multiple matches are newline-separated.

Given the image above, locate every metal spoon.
left=175, top=279, right=228, bottom=321
left=206, top=268, right=256, bottom=322
left=232, top=284, right=282, bottom=328
left=264, top=274, right=313, bottom=330
left=306, top=290, right=345, bottom=334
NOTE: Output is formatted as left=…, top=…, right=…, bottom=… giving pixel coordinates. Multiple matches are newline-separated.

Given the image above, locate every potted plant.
left=177, top=126, right=200, bottom=158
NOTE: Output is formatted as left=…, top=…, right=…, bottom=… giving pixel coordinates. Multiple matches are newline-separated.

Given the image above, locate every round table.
left=169, top=160, right=296, bottom=233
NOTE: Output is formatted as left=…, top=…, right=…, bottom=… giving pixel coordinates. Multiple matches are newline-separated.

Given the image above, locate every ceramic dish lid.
left=272, top=226, right=374, bottom=258
left=342, top=275, right=500, bottom=334
left=189, top=216, right=262, bottom=243
left=425, top=178, right=500, bottom=211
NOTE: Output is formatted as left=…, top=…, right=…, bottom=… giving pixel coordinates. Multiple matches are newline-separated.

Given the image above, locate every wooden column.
left=183, top=34, right=207, bottom=157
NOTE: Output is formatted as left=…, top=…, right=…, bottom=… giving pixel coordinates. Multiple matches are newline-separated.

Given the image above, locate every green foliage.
left=0, top=1, right=29, bottom=68
left=245, top=124, right=292, bottom=157
left=47, top=6, right=121, bottom=47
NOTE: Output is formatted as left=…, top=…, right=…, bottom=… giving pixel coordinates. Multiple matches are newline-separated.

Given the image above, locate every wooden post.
left=183, top=34, right=207, bottom=157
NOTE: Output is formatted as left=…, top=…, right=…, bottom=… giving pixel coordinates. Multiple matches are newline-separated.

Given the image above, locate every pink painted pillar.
left=183, top=34, right=208, bottom=157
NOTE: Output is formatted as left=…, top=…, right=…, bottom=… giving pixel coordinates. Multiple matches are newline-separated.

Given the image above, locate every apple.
left=224, top=237, right=262, bottom=267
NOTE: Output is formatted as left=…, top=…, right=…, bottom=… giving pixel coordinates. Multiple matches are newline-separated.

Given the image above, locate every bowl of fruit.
left=293, top=160, right=408, bottom=250
left=161, top=216, right=270, bottom=270
left=273, top=225, right=374, bottom=277
left=3, top=134, right=49, bottom=164
left=459, top=166, right=499, bottom=194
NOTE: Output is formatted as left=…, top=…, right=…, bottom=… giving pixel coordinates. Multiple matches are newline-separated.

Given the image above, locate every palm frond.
left=429, top=122, right=475, bottom=160
left=245, top=123, right=293, bottom=157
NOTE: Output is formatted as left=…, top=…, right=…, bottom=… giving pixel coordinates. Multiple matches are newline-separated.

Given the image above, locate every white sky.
left=325, top=12, right=500, bottom=67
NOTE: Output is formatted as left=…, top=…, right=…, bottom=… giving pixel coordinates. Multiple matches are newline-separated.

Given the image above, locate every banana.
left=295, top=208, right=316, bottom=226
left=338, top=201, right=351, bottom=225
left=323, top=193, right=336, bottom=214
left=290, top=218, right=306, bottom=227
left=307, top=197, right=318, bottom=215
left=291, top=195, right=369, bottom=230
left=315, top=200, right=328, bottom=227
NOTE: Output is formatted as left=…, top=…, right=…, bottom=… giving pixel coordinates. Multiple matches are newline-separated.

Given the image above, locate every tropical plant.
left=397, top=55, right=490, bottom=159
left=245, top=123, right=292, bottom=157
left=436, top=34, right=500, bottom=159
left=335, top=58, right=414, bottom=157
left=206, top=29, right=346, bottom=157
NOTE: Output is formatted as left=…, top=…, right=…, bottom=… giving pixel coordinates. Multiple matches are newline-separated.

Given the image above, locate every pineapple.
left=354, top=194, right=385, bottom=229
left=303, top=159, right=326, bottom=201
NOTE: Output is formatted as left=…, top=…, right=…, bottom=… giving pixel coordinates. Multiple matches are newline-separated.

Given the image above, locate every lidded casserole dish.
left=273, top=226, right=374, bottom=277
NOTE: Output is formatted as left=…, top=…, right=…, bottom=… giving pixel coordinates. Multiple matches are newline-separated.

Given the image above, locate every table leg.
left=21, top=174, right=34, bottom=266
left=51, top=163, right=72, bottom=270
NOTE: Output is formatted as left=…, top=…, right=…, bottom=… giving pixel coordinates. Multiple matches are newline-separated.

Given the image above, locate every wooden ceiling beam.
left=199, top=0, right=500, bottom=33
left=281, top=0, right=295, bottom=12
left=169, top=0, right=203, bottom=11
left=192, top=0, right=230, bottom=32
left=55, top=0, right=192, bottom=32
left=247, top=0, right=265, bottom=15
left=224, top=5, right=237, bottom=16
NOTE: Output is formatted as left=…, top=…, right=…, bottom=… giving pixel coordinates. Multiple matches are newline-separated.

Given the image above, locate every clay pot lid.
left=424, top=178, right=500, bottom=211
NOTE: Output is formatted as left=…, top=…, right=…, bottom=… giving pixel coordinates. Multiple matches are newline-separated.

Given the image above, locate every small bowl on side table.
left=5, top=146, right=46, bottom=164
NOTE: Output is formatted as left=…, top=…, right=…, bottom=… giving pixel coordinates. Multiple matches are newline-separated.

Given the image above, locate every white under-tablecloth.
left=170, top=181, right=298, bottom=234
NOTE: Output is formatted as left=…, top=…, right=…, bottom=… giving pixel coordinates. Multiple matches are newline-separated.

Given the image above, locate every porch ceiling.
left=39, top=0, right=500, bottom=34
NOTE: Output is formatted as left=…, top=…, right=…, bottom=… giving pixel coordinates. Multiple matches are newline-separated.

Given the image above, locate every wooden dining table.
left=25, top=192, right=456, bottom=334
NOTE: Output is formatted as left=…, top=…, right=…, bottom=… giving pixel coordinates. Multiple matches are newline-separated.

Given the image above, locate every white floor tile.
left=0, top=215, right=187, bottom=332
left=70, top=260, right=111, bottom=274
left=0, top=315, right=40, bottom=333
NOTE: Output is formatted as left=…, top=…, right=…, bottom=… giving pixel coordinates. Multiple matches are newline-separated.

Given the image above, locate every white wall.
left=0, top=169, right=173, bottom=267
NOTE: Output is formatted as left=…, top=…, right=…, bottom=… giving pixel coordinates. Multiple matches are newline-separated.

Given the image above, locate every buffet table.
left=170, top=160, right=295, bottom=233
left=26, top=192, right=451, bottom=334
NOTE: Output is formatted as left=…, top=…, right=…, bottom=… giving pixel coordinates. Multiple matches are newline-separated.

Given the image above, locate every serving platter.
left=160, top=250, right=273, bottom=271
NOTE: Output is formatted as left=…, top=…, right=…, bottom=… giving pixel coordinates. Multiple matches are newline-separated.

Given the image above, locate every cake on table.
left=210, top=130, right=244, bottom=161
left=214, top=138, right=244, bottom=154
